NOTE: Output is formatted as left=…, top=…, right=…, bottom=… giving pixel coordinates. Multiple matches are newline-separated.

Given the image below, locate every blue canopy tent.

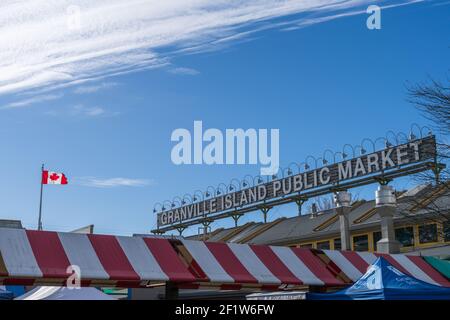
left=4, top=286, right=25, bottom=298
left=307, top=257, right=450, bottom=300
left=0, top=286, right=14, bottom=300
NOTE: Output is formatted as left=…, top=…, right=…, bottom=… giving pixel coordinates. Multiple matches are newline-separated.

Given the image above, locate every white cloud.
left=431, top=0, right=450, bottom=7
left=168, top=67, right=200, bottom=75
left=0, top=93, right=63, bottom=110
left=73, top=81, right=119, bottom=94
left=45, top=104, right=119, bottom=117
left=72, top=104, right=105, bottom=117
left=53, top=104, right=120, bottom=118
left=0, top=0, right=421, bottom=96
left=76, top=177, right=154, bottom=188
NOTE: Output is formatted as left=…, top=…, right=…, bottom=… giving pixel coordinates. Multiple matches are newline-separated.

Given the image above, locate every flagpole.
left=38, top=164, right=44, bottom=231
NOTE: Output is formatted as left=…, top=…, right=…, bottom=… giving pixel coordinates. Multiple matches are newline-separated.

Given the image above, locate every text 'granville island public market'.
left=158, top=137, right=435, bottom=227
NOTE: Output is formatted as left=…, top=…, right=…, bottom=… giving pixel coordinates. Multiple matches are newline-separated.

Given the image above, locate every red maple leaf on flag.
left=49, top=173, right=60, bottom=181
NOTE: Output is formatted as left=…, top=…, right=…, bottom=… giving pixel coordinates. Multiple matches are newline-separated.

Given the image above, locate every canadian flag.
left=42, top=170, right=68, bottom=185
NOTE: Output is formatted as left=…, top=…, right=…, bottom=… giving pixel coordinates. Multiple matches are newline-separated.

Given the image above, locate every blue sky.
left=0, top=0, right=448, bottom=236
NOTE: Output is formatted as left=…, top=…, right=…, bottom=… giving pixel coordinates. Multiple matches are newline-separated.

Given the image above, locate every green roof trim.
left=424, top=256, right=450, bottom=280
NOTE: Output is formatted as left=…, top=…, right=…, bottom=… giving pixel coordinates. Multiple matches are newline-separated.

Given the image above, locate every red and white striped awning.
left=1, top=228, right=449, bottom=289
left=181, top=240, right=345, bottom=287
left=0, top=228, right=195, bottom=287
left=322, top=250, right=450, bottom=287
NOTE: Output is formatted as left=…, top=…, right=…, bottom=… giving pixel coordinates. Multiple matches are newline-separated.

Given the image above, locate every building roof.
left=0, top=228, right=196, bottom=286
left=0, top=219, right=23, bottom=229
left=1, top=227, right=449, bottom=288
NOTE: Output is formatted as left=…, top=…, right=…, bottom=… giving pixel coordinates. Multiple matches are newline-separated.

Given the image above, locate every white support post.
left=334, top=191, right=352, bottom=251
left=375, top=185, right=401, bottom=254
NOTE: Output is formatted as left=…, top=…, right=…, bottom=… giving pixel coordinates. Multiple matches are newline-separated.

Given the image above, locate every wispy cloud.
left=0, top=0, right=422, bottom=96
left=46, top=104, right=119, bottom=118
left=281, top=0, right=425, bottom=31
left=1, top=93, right=63, bottom=110
left=431, top=0, right=450, bottom=6
left=73, top=81, right=119, bottom=94
left=71, top=104, right=106, bottom=117
left=76, top=177, right=154, bottom=188
left=168, top=67, right=200, bottom=76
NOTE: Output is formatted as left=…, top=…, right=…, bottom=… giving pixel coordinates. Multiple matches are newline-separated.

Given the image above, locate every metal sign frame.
left=152, top=134, right=438, bottom=234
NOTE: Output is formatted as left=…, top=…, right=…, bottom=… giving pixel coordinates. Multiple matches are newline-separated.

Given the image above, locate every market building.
left=0, top=132, right=448, bottom=300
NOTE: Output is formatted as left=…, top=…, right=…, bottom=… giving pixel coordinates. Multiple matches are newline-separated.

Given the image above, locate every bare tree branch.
left=406, top=76, right=450, bottom=136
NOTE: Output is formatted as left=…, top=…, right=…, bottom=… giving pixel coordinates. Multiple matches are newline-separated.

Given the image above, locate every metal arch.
left=316, top=157, right=327, bottom=167
left=353, top=145, right=365, bottom=156
left=385, top=130, right=399, bottom=146
left=333, top=151, right=346, bottom=162
left=205, top=186, right=217, bottom=198
left=271, top=167, right=284, bottom=180
left=374, top=137, right=389, bottom=150
left=193, top=190, right=204, bottom=202
left=153, top=202, right=164, bottom=213
left=171, top=201, right=181, bottom=209
left=342, top=144, right=356, bottom=159
left=322, top=149, right=335, bottom=165
left=287, top=162, right=301, bottom=175
left=253, top=175, right=266, bottom=185
left=229, top=178, right=241, bottom=192
left=239, top=178, right=250, bottom=189
left=216, top=183, right=228, bottom=196
left=242, top=175, right=254, bottom=188
left=305, top=155, right=317, bottom=170
left=182, top=194, right=194, bottom=205
left=162, top=200, right=173, bottom=211
left=283, top=167, right=293, bottom=177
left=172, top=196, right=183, bottom=208
left=420, top=126, right=433, bottom=138
left=410, top=123, right=422, bottom=139
left=360, top=138, right=375, bottom=153
left=396, top=132, right=409, bottom=144
left=297, top=162, right=308, bottom=172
